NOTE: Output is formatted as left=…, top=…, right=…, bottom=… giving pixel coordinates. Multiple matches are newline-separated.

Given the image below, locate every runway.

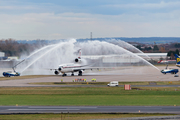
left=0, top=106, right=180, bottom=114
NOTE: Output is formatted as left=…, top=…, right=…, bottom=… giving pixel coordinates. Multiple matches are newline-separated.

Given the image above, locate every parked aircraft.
left=158, top=60, right=176, bottom=64
left=174, top=54, right=180, bottom=67
left=161, top=65, right=179, bottom=74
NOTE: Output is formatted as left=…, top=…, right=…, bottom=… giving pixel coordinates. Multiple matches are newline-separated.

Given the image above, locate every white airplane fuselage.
left=53, top=49, right=92, bottom=76
left=55, top=62, right=87, bottom=76
left=59, top=63, right=83, bottom=73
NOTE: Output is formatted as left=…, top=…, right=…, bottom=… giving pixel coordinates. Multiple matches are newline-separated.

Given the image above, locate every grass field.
left=0, top=113, right=173, bottom=120
left=0, top=87, right=179, bottom=106
left=0, top=81, right=179, bottom=119
left=31, top=81, right=180, bottom=85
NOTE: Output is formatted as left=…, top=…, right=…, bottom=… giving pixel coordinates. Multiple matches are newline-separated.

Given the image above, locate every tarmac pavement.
left=0, top=106, right=180, bottom=114
left=0, top=66, right=180, bottom=87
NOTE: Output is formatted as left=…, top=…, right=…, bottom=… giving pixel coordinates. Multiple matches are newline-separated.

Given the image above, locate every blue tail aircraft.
left=174, top=54, right=180, bottom=67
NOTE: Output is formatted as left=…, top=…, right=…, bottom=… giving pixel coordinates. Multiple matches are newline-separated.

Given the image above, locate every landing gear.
left=62, top=73, right=67, bottom=77
left=71, top=73, right=74, bottom=76
left=78, top=74, right=82, bottom=76
left=78, top=71, right=82, bottom=76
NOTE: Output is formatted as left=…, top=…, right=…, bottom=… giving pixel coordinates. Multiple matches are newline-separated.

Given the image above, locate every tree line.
left=0, top=39, right=47, bottom=57
left=1, top=39, right=180, bottom=58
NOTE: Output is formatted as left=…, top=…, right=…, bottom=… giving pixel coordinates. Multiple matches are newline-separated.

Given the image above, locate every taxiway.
left=0, top=106, right=180, bottom=114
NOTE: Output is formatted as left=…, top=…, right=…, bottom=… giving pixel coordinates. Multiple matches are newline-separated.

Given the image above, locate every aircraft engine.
left=75, top=58, right=81, bottom=63
left=54, top=71, right=59, bottom=75
left=58, top=67, right=62, bottom=71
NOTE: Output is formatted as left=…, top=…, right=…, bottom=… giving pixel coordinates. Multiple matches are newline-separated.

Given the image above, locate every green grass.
left=0, top=86, right=179, bottom=119
left=0, top=87, right=180, bottom=95
left=0, top=95, right=179, bottom=106
left=30, top=81, right=180, bottom=85
left=0, top=113, right=173, bottom=120
left=0, top=87, right=179, bottom=106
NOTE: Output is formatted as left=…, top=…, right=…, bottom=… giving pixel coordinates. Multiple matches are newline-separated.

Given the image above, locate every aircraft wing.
left=72, top=66, right=118, bottom=72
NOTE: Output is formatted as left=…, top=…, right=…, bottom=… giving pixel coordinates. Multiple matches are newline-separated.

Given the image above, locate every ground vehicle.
left=161, top=65, right=179, bottom=74
left=161, top=68, right=179, bottom=74
left=3, top=71, right=20, bottom=77
left=107, top=81, right=119, bottom=87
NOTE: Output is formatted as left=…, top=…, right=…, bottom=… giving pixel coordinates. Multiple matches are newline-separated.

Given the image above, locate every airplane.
left=51, top=49, right=96, bottom=77
left=161, top=65, right=179, bottom=74
left=174, top=54, right=180, bottom=67
left=158, top=60, right=176, bottom=64
left=3, top=71, right=20, bottom=77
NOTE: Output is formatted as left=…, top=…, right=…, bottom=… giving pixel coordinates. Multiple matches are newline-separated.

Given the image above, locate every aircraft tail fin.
left=78, top=49, right=81, bottom=59
left=174, top=54, right=180, bottom=67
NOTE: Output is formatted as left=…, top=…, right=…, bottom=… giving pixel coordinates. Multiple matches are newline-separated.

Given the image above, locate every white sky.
left=0, top=0, right=180, bottom=40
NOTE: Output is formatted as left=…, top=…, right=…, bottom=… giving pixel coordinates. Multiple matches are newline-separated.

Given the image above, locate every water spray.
left=16, top=38, right=160, bottom=76
left=109, top=39, right=152, bottom=60
left=20, top=39, right=76, bottom=73
left=77, top=40, right=160, bottom=71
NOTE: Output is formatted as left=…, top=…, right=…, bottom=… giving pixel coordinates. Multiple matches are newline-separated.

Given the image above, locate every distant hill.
left=17, top=37, right=180, bottom=44
left=77, top=37, right=180, bottom=44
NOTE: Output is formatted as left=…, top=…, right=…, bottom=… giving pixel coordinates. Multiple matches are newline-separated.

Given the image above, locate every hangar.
left=83, top=53, right=167, bottom=64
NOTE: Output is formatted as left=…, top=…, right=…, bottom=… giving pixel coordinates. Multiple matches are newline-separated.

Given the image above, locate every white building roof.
left=0, top=52, right=5, bottom=57
left=135, top=53, right=167, bottom=56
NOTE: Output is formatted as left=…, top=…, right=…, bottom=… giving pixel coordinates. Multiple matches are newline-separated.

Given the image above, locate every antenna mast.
left=90, top=32, right=92, bottom=41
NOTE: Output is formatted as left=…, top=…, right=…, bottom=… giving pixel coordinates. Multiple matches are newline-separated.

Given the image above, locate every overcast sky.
left=0, top=0, right=180, bottom=40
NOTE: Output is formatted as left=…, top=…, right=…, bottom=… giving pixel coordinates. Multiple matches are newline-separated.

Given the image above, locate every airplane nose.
left=58, top=67, right=61, bottom=71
